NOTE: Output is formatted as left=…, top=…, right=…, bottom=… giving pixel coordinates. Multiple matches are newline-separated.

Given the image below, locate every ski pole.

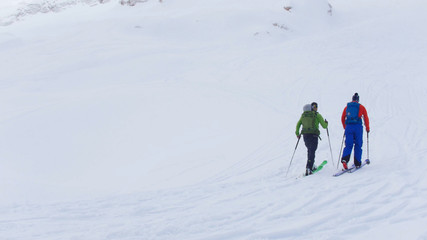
left=337, top=132, right=345, bottom=169
left=326, top=126, right=334, bottom=167
left=286, top=137, right=300, bottom=177
left=367, top=131, right=370, bottom=160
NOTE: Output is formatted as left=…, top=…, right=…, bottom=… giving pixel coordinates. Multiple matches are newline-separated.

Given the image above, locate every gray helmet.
left=303, top=104, right=312, bottom=111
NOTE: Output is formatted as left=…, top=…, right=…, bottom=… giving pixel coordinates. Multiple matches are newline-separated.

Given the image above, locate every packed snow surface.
left=1, top=0, right=427, bottom=239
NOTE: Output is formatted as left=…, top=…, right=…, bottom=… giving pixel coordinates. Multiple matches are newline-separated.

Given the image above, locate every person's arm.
left=359, top=104, right=370, bottom=132
left=341, top=106, right=347, bottom=129
left=296, top=118, right=302, bottom=137
left=317, top=113, right=328, bottom=129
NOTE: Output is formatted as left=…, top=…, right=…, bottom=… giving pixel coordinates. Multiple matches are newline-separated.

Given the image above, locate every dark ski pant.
left=303, top=134, right=318, bottom=170
left=342, top=124, right=363, bottom=166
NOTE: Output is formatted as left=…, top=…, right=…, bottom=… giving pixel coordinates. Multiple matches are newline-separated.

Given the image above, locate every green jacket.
left=296, top=111, right=328, bottom=136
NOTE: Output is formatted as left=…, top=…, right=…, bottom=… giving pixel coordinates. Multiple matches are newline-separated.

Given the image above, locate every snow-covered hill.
left=1, top=0, right=427, bottom=239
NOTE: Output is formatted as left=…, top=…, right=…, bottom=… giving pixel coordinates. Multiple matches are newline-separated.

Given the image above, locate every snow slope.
left=1, top=0, right=427, bottom=239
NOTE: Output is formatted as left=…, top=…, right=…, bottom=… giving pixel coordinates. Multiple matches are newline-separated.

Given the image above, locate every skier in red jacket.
left=340, top=93, right=370, bottom=169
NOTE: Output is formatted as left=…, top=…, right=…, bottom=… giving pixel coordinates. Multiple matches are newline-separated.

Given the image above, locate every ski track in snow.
left=1, top=166, right=426, bottom=240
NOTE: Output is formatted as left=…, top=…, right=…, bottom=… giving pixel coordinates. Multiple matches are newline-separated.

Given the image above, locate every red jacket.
left=341, top=101, right=370, bottom=132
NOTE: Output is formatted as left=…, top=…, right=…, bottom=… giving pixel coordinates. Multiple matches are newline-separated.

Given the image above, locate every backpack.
left=345, top=102, right=362, bottom=124
left=301, top=111, right=320, bottom=135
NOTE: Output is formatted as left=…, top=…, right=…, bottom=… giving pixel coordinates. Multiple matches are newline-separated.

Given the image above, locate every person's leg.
left=341, top=126, right=355, bottom=163
left=304, top=134, right=318, bottom=170
left=353, top=124, right=364, bottom=166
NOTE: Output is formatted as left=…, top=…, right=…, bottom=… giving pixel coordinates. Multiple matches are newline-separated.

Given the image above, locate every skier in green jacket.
left=295, top=102, right=328, bottom=175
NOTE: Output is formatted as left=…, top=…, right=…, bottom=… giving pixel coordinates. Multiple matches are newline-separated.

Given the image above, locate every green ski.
left=301, top=160, right=327, bottom=177
left=312, top=160, right=328, bottom=174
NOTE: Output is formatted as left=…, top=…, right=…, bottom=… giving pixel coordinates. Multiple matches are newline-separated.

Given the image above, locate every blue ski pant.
left=342, top=124, right=363, bottom=165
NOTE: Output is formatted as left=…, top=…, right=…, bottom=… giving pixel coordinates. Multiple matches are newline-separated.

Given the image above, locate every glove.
left=325, top=119, right=328, bottom=124
left=297, top=134, right=301, bottom=139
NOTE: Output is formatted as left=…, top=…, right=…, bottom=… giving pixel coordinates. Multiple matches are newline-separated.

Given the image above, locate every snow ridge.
left=0, top=0, right=100, bottom=26
left=0, top=0, right=164, bottom=26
